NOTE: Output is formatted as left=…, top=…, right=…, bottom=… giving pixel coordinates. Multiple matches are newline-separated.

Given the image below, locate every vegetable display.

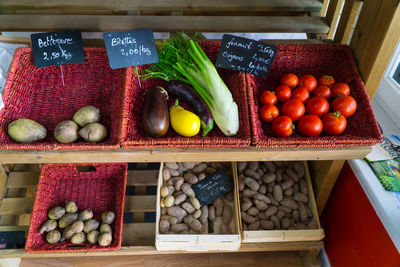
left=259, top=74, right=357, bottom=137
left=142, top=33, right=239, bottom=137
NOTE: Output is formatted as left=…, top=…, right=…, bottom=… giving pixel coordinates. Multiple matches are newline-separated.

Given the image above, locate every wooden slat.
left=0, top=147, right=371, bottom=164
left=0, top=241, right=324, bottom=258
left=124, top=196, right=156, bottom=212
left=127, top=170, right=158, bottom=186
left=334, top=0, right=362, bottom=44
left=350, top=0, right=400, bottom=98
left=325, top=0, right=344, bottom=39
left=0, top=0, right=323, bottom=12
left=0, top=15, right=329, bottom=33
left=0, top=225, right=29, bottom=233
left=122, top=223, right=155, bottom=246
left=320, top=0, right=330, bottom=16
left=0, top=165, right=8, bottom=200
left=6, top=172, right=39, bottom=189
left=0, top=198, right=34, bottom=215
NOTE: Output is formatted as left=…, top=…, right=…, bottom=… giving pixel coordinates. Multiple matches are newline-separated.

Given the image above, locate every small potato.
left=199, top=206, right=208, bottom=224
left=276, top=169, right=283, bottom=182
left=213, top=199, right=224, bottom=217
left=243, top=189, right=257, bottom=197
left=210, top=162, right=224, bottom=169
left=71, top=232, right=86, bottom=244
left=293, top=183, right=300, bottom=193
left=220, top=224, right=231, bottom=234
left=258, top=185, right=267, bottom=194
left=280, top=198, right=299, bottom=210
left=184, top=173, right=198, bottom=184
left=165, top=162, right=178, bottom=169
left=294, top=192, right=308, bottom=203
left=46, top=230, right=61, bottom=244
left=162, top=168, right=171, bottom=181
left=254, top=200, right=268, bottom=211
left=307, top=221, right=319, bottom=229
left=273, top=185, right=283, bottom=202
left=208, top=206, right=216, bottom=222
left=174, top=178, right=184, bottom=191
left=237, top=162, right=247, bottom=173
left=245, top=169, right=260, bottom=180
left=160, top=198, right=166, bottom=208
left=174, top=194, right=187, bottom=205
left=182, top=162, right=196, bottom=169
left=281, top=217, right=291, bottom=229
left=159, top=220, right=170, bottom=234
left=161, top=186, right=169, bottom=197
left=258, top=212, right=268, bottom=219
left=161, top=207, right=167, bottom=215
left=281, top=180, right=294, bottom=190
left=260, top=220, right=274, bottom=230
left=182, top=202, right=195, bottom=214
left=270, top=215, right=280, bottom=229
left=256, top=168, right=264, bottom=177
left=299, top=203, right=308, bottom=222
left=224, top=191, right=233, bottom=202
left=247, top=207, right=259, bottom=216
left=247, top=161, right=259, bottom=171
left=248, top=221, right=260, bottom=230
left=241, top=212, right=256, bottom=224
left=198, top=173, right=206, bottom=181
left=282, top=174, right=292, bottom=182
left=241, top=201, right=252, bottom=212
left=98, top=233, right=112, bottom=246
left=84, top=219, right=100, bottom=233
left=181, top=183, right=195, bottom=197
left=284, top=188, right=294, bottom=196
left=168, top=168, right=179, bottom=177
left=244, top=177, right=259, bottom=191
left=265, top=206, right=278, bottom=217
left=299, top=179, right=309, bottom=195
left=222, top=206, right=233, bottom=225
left=278, top=206, right=292, bottom=214
left=87, top=230, right=100, bottom=244
left=254, top=194, right=271, bottom=204
left=268, top=183, right=274, bottom=193
left=262, top=172, right=276, bottom=184
left=268, top=194, right=280, bottom=206
left=238, top=175, right=245, bottom=191
left=171, top=223, right=189, bottom=233
left=167, top=206, right=187, bottom=218
left=160, top=215, right=178, bottom=225
left=167, top=186, right=175, bottom=195
left=292, top=210, right=300, bottom=222
left=205, top=167, right=217, bottom=174
left=264, top=161, right=276, bottom=173
left=294, top=162, right=305, bottom=178
left=164, top=196, right=175, bottom=207
left=286, top=168, right=299, bottom=182
left=294, top=223, right=306, bottom=230
left=184, top=215, right=202, bottom=232
left=192, top=163, right=207, bottom=174
left=276, top=210, right=285, bottom=220
left=190, top=197, right=201, bottom=210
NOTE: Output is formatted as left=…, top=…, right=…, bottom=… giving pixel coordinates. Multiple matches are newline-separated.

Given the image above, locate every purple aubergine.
left=142, top=86, right=169, bottom=137
left=166, top=80, right=214, bottom=136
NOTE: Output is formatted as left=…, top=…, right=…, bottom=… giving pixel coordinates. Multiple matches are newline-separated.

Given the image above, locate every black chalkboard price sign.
left=191, top=169, right=234, bottom=206
left=103, top=29, right=159, bottom=69
left=215, top=34, right=278, bottom=78
left=31, top=30, right=85, bottom=68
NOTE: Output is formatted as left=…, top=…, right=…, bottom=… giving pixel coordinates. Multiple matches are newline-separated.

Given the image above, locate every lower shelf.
left=0, top=164, right=324, bottom=258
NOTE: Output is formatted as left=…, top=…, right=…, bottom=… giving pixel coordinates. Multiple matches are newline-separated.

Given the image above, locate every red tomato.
left=260, top=104, right=279, bottom=123
left=298, top=115, right=323, bottom=137
left=280, top=73, right=299, bottom=88
left=292, top=86, right=310, bottom=103
left=323, top=111, right=347, bottom=135
left=281, top=99, right=305, bottom=122
left=331, top=83, right=350, bottom=98
left=274, top=85, right=292, bottom=102
left=313, top=85, right=331, bottom=99
left=306, top=97, right=330, bottom=117
left=299, top=74, right=317, bottom=92
left=318, top=75, right=335, bottom=87
left=331, top=95, right=357, bottom=117
left=260, top=90, right=277, bottom=106
left=272, top=116, right=294, bottom=137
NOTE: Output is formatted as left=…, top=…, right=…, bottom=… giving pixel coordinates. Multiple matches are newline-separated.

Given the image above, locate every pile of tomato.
left=259, top=74, right=357, bottom=137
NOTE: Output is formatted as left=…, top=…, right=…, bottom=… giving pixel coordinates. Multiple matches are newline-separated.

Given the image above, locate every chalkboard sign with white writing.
left=103, top=29, right=159, bottom=69
left=192, top=169, right=234, bottom=206
left=31, top=30, right=86, bottom=68
left=215, top=34, right=278, bottom=78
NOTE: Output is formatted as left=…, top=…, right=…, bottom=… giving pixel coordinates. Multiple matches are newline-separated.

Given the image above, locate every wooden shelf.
left=0, top=146, right=371, bottom=164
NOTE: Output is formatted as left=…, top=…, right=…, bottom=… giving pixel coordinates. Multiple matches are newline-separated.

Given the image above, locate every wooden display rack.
left=0, top=0, right=399, bottom=265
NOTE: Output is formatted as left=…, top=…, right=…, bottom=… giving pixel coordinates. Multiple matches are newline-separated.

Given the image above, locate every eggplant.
left=166, top=80, right=214, bottom=136
left=142, top=86, right=169, bottom=137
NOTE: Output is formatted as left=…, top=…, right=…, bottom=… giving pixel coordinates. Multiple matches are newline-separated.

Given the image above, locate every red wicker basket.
left=247, top=44, right=382, bottom=148
left=0, top=47, right=132, bottom=150
left=122, top=40, right=251, bottom=148
left=25, top=163, right=127, bottom=253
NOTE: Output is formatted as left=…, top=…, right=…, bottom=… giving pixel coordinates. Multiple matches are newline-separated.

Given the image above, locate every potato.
left=254, top=200, right=268, bottom=211
left=182, top=202, right=195, bottom=214
left=48, top=206, right=65, bottom=220
left=258, top=212, right=268, bottom=220
left=59, top=213, right=78, bottom=228
left=293, top=183, right=300, bottom=193
left=220, top=224, right=231, bottom=234
left=247, top=207, right=259, bottom=216
left=262, top=173, right=276, bottom=184
left=276, top=210, right=285, bottom=220
left=264, top=161, right=276, bottom=173
left=299, top=203, right=308, bottom=222
left=280, top=198, right=299, bottom=209
left=8, top=118, right=47, bottom=144
left=161, top=207, right=167, bottom=215
left=241, top=201, right=252, bottom=212
left=162, top=168, right=171, bottom=181
left=182, top=162, right=196, bottom=169
left=40, top=220, right=58, bottom=234
left=244, top=177, right=259, bottom=191
left=265, top=206, right=278, bottom=217
left=181, top=183, right=195, bottom=197
left=254, top=194, right=271, bottom=204
left=160, top=186, right=169, bottom=197
left=270, top=215, right=280, bottom=229
left=278, top=206, right=292, bottom=214
left=205, top=167, right=216, bottom=174
left=167, top=186, right=175, bottom=196
left=87, top=230, right=100, bottom=244
left=160, top=215, right=178, bottom=225
left=248, top=161, right=259, bottom=171
left=286, top=169, right=299, bottom=182
left=294, top=223, right=306, bottom=230
left=184, top=173, right=198, bottom=184
left=248, top=221, right=260, bottom=230
left=224, top=191, right=233, bottom=202
left=199, top=206, right=208, bottom=225
left=73, top=105, right=100, bottom=127
left=190, top=197, right=201, bottom=210
left=294, top=192, right=308, bottom=203
left=174, top=194, right=187, bottom=205
left=71, top=232, right=86, bottom=244
left=260, top=220, right=274, bottom=230
left=273, top=185, right=283, bottom=201
left=281, top=180, right=294, bottom=190
left=284, top=188, right=294, bottom=196
left=275, top=169, right=283, bottom=182
left=258, top=184, right=267, bottom=194
left=213, top=199, right=224, bottom=217
left=294, top=162, right=305, bottom=178
left=281, top=217, right=291, bottom=229
left=167, top=206, right=187, bottom=218
left=282, top=174, right=291, bottom=181
left=245, top=169, right=260, bottom=179
left=306, top=205, right=313, bottom=218
left=307, top=221, right=319, bottom=229
left=208, top=206, right=216, bottom=222
left=198, top=173, right=206, bottom=181
left=164, top=196, right=175, bottom=207
left=268, top=194, right=280, bottom=206
left=160, top=198, right=165, bottom=208
left=184, top=215, right=202, bottom=232
left=165, top=162, right=178, bottom=169
left=54, top=120, right=79, bottom=143
left=79, top=122, right=107, bottom=142
left=46, top=230, right=61, bottom=244
left=243, top=189, right=257, bottom=197
left=168, top=168, right=179, bottom=177
left=299, top=179, right=309, bottom=195
left=192, top=163, right=207, bottom=174
left=238, top=175, right=245, bottom=191
left=241, top=212, right=256, bottom=224
left=159, top=220, right=170, bottom=233
left=83, top=219, right=100, bottom=233
left=222, top=206, right=233, bottom=225
left=237, top=162, right=247, bottom=173
left=171, top=223, right=189, bottom=233
left=98, top=233, right=112, bottom=246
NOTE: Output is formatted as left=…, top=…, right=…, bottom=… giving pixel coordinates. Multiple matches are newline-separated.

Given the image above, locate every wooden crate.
left=155, top=162, right=241, bottom=251
left=236, top=161, right=325, bottom=243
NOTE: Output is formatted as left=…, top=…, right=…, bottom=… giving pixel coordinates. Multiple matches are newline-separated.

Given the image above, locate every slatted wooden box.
left=155, top=162, right=241, bottom=251
left=236, top=161, right=324, bottom=243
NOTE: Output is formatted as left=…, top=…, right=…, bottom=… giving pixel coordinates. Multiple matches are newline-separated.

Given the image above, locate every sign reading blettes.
left=31, top=30, right=85, bottom=68
left=103, top=29, right=158, bottom=69
left=216, top=34, right=278, bottom=78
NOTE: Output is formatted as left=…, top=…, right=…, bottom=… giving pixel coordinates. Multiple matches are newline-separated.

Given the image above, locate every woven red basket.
left=247, top=44, right=382, bottom=148
left=0, top=47, right=132, bottom=150
left=122, top=40, right=251, bottom=148
left=25, top=163, right=127, bottom=253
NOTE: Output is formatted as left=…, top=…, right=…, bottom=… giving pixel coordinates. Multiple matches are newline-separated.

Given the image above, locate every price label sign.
left=216, top=34, right=278, bottom=78
left=103, top=29, right=159, bottom=69
left=31, top=30, right=85, bottom=68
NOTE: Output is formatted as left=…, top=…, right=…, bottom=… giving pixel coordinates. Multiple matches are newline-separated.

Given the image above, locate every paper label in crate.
left=191, top=169, right=234, bottom=206
left=215, top=34, right=278, bottom=78
left=31, top=30, right=86, bottom=68
left=103, top=29, right=159, bottom=69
